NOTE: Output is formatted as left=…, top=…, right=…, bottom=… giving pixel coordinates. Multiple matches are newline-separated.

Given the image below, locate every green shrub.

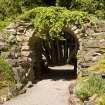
left=95, top=10, right=105, bottom=19
left=88, top=58, right=105, bottom=74
left=18, top=7, right=96, bottom=40
left=0, top=18, right=12, bottom=31
left=75, top=75, right=105, bottom=101
left=98, top=96, right=105, bottom=105
left=20, top=0, right=44, bottom=7
left=0, top=58, right=14, bottom=81
left=56, top=0, right=105, bottom=19
left=74, top=0, right=105, bottom=13
left=76, top=88, right=91, bottom=101
left=0, top=0, right=22, bottom=21
left=56, top=0, right=74, bottom=8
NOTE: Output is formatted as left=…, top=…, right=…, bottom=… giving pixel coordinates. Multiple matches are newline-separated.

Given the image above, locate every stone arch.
left=1, top=20, right=105, bottom=87
left=28, top=27, right=80, bottom=79
left=4, top=21, right=82, bottom=85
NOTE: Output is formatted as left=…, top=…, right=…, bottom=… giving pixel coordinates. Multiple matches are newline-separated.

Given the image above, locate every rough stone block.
left=21, top=51, right=30, bottom=57
left=21, top=46, right=29, bottom=51
left=7, top=59, right=19, bottom=67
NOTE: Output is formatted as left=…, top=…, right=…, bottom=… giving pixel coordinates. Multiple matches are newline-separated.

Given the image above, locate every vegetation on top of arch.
left=18, top=7, right=97, bottom=39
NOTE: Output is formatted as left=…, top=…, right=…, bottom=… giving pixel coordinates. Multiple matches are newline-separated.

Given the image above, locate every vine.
left=18, top=7, right=96, bottom=40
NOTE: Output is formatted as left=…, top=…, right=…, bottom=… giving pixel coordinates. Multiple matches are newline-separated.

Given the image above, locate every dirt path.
left=3, top=66, right=75, bottom=105
left=3, top=79, right=75, bottom=105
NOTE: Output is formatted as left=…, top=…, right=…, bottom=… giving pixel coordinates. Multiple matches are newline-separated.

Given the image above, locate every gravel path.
left=3, top=79, right=75, bottom=105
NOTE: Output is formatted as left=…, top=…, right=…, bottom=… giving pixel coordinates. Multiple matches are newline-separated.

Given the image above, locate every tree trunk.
left=64, top=40, right=68, bottom=64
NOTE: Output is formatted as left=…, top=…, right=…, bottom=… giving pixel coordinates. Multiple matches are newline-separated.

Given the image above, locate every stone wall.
left=76, top=20, right=105, bottom=76
left=1, top=21, right=35, bottom=85
left=0, top=20, right=105, bottom=86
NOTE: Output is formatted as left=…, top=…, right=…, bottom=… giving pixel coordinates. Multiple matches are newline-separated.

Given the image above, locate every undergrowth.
left=88, top=54, right=105, bottom=74
left=18, top=7, right=97, bottom=40
left=98, top=96, right=105, bottom=105
left=75, top=75, right=105, bottom=102
left=0, top=58, right=14, bottom=81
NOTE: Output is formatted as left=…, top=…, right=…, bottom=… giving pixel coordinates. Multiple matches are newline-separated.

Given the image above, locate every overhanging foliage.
left=18, top=7, right=96, bottom=39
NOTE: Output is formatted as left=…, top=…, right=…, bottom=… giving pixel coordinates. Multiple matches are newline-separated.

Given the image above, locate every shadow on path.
left=35, top=68, right=77, bottom=83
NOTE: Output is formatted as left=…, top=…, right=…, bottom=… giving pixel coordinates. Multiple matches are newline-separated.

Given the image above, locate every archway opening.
left=29, top=31, right=79, bottom=81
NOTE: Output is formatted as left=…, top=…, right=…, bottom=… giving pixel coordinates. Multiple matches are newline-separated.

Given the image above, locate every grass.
left=75, top=75, right=105, bottom=102
left=0, top=58, right=16, bottom=98
left=0, top=9, right=29, bottom=31
left=87, top=52, right=105, bottom=75
left=0, top=18, right=13, bottom=31
left=0, top=58, right=13, bottom=80
left=88, top=58, right=105, bottom=74
left=98, top=96, right=105, bottom=105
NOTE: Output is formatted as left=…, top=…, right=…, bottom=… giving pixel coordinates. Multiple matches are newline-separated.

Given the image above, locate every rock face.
left=1, top=21, right=35, bottom=85
left=76, top=21, right=105, bottom=76
left=68, top=95, right=82, bottom=105
left=1, top=20, right=105, bottom=88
